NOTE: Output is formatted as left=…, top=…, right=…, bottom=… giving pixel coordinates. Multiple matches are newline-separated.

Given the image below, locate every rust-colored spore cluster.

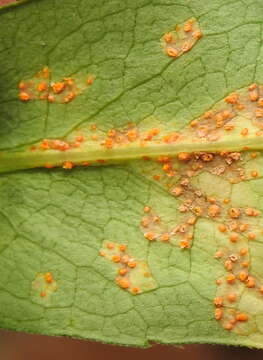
left=100, top=124, right=180, bottom=150
left=141, top=205, right=194, bottom=249
left=99, top=241, right=156, bottom=294
left=140, top=149, right=263, bottom=332
left=141, top=151, right=251, bottom=251
left=100, top=124, right=164, bottom=149
left=32, top=271, right=57, bottom=299
left=190, top=83, right=263, bottom=140
left=213, top=203, right=262, bottom=332
left=18, top=67, right=93, bottom=104
left=100, top=242, right=140, bottom=294
left=163, top=18, right=202, bottom=59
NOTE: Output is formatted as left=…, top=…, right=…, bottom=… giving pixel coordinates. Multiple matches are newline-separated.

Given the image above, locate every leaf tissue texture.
left=2, top=0, right=263, bottom=349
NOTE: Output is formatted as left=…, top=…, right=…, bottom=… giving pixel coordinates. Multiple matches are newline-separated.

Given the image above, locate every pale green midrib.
left=1, top=136, right=263, bottom=174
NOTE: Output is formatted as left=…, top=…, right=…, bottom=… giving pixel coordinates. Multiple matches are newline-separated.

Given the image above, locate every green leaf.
left=1, top=0, right=263, bottom=349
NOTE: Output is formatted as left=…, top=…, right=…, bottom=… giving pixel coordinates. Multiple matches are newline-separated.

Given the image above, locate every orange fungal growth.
left=248, top=232, right=256, bottom=240
left=246, top=276, right=256, bottom=288
left=144, top=232, right=156, bottom=241
left=216, top=279, right=222, bottom=286
left=214, top=297, right=223, bottom=307
left=226, top=274, right=236, bottom=284
left=241, top=261, right=249, bottom=268
left=227, top=293, right=237, bottom=302
left=164, top=32, right=173, bottom=43
left=215, top=308, right=223, bottom=321
left=44, top=272, right=53, bottom=284
left=218, top=224, right=227, bottom=232
left=224, top=260, right=233, bottom=271
left=223, top=323, right=234, bottom=331
left=229, top=232, right=238, bottom=243
left=251, top=171, right=258, bottom=178
left=131, top=287, right=141, bottom=294
left=178, top=152, right=191, bottom=161
left=63, top=92, right=76, bottom=103
left=171, top=186, right=183, bottom=197
left=118, top=268, right=128, bottom=276
left=184, top=20, right=193, bottom=32
left=62, top=161, right=74, bottom=169
left=86, top=76, right=94, bottom=85
left=180, top=240, right=190, bottom=249
left=47, top=94, right=55, bottom=103
left=37, top=82, right=48, bottom=92
left=239, top=271, right=248, bottom=282
left=214, top=251, right=224, bottom=259
left=51, top=82, right=65, bottom=94
left=116, top=277, right=130, bottom=289
left=236, top=313, right=248, bottom=322
left=128, top=260, right=137, bottom=268
left=245, top=207, right=259, bottom=217
left=112, top=255, right=121, bottom=263
left=42, top=67, right=50, bottom=79
left=241, top=128, right=249, bottom=136
left=107, top=242, right=115, bottom=250
left=228, top=208, right=241, bottom=219
left=239, top=248, right=248, bottom=256
left=161, top=233, right=170, bottom=242
left=18, top=81, right=27, bottom=90
left=143, top=206, right=151, bottom=213
left=225, top=93, right=238, bottom=104
left=119, top=244, right=127, bottom=252
left=192, top=30, right=202, bottom=39
left=208, top=204, right=220, bottom=217
left=19, top=92, right=31, bottom=101
left=166, top=47, right=178, bottom=58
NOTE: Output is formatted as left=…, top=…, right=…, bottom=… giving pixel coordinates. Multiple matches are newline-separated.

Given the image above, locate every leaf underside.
left=2, top=0, right=263, bottom=349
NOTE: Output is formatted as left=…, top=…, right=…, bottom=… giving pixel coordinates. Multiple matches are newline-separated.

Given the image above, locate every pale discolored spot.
left=162, top=18, right=202, bottom=59
left=31, top=272, right=57, bottom=304
left=99, top=241, right=157, bottom=295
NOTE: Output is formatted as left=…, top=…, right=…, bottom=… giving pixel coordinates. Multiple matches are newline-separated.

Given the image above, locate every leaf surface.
left=1, top=0, right=263, bottom=348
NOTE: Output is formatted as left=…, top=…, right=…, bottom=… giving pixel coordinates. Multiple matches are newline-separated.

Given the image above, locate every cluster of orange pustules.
left=163, top=18, right=202, bottom=59
left=99, top=242, right=141, bottom=294
left=190, top=83, right=263, bottom=141
left=18, top=67, right=93, bottom=104
left=39, top=272, right=54, bottom=297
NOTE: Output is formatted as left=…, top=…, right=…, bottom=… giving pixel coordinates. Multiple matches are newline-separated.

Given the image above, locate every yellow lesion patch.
left=99, top=241, right=157, bottom=295
left=31, top=272, right=57, bottom=302
left=141, top=205, right=194, bottom=249
left=162, top=18, right=202, bottom=59
left=18, top=67, right=94, bottom=104
left=188, top=84, right=263, bottom=142
left=137, top=150, right=263, bottom=334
